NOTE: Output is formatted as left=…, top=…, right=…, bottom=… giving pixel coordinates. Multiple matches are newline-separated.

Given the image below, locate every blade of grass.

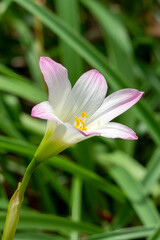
left=148, top=222, right=160, bottom=240
left=81, top=0, right=134, bottom=81
left=0, top=64, right=30, bottom=81
left=0, top=136, right=36, bottom=157
left=142, top=148, right=160, bottom=195
left=20, top=113, right=46, bottom=136
left=55, top=0, right=84, bottom=84
left=97, top=151, right=145, bottom=180
left=15, top=232, right=65, bottom=240
left=72, top=141, right=103, bottom=223
left=110, top=201, right=134, bottom=230
left=85, top=226, right=154, bottom=240
left=109, top=166, right=160, bottom=225
left=33, top=166, right=56, bottom=213
left=13, top=18, right=43, bottom=87
left=98, top=148, right=160, bottom=229
left=70, top=177, right=82, bottom=240
left=0, top=98, right=24, bottom=139
left=0, top=0, right=12, bottom=17
left=0, top=211, right=103, bottom=234
left=96, top=151, right=160, bottom=225
left=42, top=165, right=70, bottom=205
left=0, top=75, right=47, bottom=103
left=47, top=157, right=124, bottom=203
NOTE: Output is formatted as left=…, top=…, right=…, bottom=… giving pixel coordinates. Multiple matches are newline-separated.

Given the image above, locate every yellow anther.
left=79, top=119, right=87, bottom=131
left=82, top=112, right=87, bottom=119
left=75, top=116, right=80, bottom=128
left=74, top=112, right=87, bottom=131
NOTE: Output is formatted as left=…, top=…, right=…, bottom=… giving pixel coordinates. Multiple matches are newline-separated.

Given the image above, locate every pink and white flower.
left=32, top=57, right=143, bottom=161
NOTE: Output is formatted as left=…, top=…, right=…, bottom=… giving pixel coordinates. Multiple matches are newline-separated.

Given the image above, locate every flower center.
left=75, top=112, right=87, bottom=131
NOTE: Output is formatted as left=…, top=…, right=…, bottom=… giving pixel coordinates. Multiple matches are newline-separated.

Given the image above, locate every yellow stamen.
left=79, top=119, right=87, bottom=131
left=74, top=112, right=87, bottom=131
left=75, top=116, right=80, bottom=128
left=82, top=112, right=87, bottom=119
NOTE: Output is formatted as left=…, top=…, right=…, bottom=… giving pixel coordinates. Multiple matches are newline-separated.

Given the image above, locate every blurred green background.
left=0, top=0, right=160, bottom=239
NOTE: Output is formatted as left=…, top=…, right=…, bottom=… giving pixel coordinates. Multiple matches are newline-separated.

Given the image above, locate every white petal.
left=40, top=57, right=71, bottom=116
left=62, top=70, right=107, bottom=123
left=87, top=89, right=143, bottom=127
left=31, top=101, right=62, bottom=124
left=96, top=122, right=138, bottom=140
left=35, top=122, right=88, bottom=161
left=48, top=122, right=97, bottom=146
left=59, top=123, right=86, bottom=145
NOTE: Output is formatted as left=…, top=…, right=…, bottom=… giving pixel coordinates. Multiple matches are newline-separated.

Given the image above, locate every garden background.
left=0, top=0, right=160, bottom=239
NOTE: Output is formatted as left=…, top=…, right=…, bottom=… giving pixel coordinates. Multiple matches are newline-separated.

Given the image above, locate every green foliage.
left=0, top=0, right=160, bottom=239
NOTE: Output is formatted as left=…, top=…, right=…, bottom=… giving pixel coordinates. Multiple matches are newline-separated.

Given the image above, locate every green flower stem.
left=2, top=156, right=38, bottom=240
left=19, top=156, right=38, bottom=201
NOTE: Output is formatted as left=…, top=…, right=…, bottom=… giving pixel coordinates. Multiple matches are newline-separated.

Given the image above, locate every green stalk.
left=148, top=222, right=160, bottom=240
left=70, top=177, right=82, bottom=240
left=2, top=156, right=38, bottom=240
left=19, top=156, right=37, bottom=200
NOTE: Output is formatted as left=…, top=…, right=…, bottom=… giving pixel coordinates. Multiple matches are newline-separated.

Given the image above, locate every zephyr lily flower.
left=32, top=57, right=143, bottom=161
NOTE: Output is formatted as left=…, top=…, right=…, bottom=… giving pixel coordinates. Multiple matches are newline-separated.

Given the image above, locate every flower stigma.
left=75, top=112, right=87, bottom=131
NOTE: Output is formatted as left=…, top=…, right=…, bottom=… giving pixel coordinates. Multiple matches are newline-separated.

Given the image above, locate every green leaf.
left=109, top=166, right=160, bottom=225
left=70, top=177, right=82, bottom=240
left=0, top=136, right=36, bottom=157
left=0, top=98, right=24, bottom=139
left=97, top=155, right=159, bottom=225
left=0, top=211, right=103, bottom=234
left=0, top=64, right=28, bottom=81
left=142, top=148, right=160, bottom=195
left=33, top=167, right=56, bottom=213
left=0, top=75, right=46, bottom=103
left=148, top=222, right=160, bottom=240
left=97, top=151, right=145, bottom=180
left=13, top=18, right=43, bottom=87
left=96, top=151, right=160, bottom=225
left=85, top=226, right=154, bottom=240
left=46, top=157, right=124, bottom=203
left=81, top=0, right=134, bottom=81
left=41, top=165, right=70, bottom=205
left=0, top=199, right=9, bottom=211
left=20, top=113, right=46, bottom=136
left=55, top=0, right=84, bottom=84
left=15, top=232, right=65, bottom=240
left=0, top=0, right=12, bottom=17
left=110, top=201, right=134, bottom=230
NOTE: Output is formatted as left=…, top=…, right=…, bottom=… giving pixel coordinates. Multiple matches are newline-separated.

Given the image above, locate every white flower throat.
left=75, top=112, right=87, bottom=131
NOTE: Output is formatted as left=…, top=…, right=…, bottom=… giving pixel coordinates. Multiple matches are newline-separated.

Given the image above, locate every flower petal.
left=62, top=70, right=107, bottom=123
left=61, top=123, right=87, bottom=144
left=31, top=101, right=62, bottom=124
left=40, top=57, right=71, bottom=116
left=35, top=122, right=89, bottom=161
left=88, top=89, right=143, bottom=127
left=51, top=122, right=96, bottom=145
left=96, top=122, right=138, bottom=140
